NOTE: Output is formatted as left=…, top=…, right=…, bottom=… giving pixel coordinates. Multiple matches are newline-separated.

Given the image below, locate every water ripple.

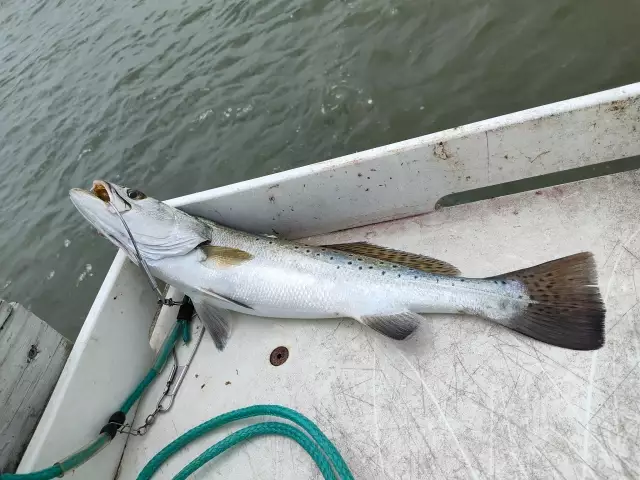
left=0, top=0, right=639, bottom=338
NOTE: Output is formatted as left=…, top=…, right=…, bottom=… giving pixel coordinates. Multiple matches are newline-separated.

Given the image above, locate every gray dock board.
left=0, top=300, right=71, bottom=473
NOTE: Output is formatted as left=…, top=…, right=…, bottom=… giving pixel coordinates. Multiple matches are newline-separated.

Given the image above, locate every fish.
left=69, top=180, right=606, bottom=351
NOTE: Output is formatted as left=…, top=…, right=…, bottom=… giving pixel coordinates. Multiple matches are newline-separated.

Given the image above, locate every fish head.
left=69, top=180, right=210, bottom=262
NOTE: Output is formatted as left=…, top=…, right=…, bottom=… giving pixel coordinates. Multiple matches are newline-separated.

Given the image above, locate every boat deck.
left=17, top=83, right=640, bottom=479
left=117, top=170, right=640, bottom=479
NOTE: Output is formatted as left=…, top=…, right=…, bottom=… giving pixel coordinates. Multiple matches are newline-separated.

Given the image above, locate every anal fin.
left=192, top=299, right=234, bottom=350
left=358, top=311, right=422, bottom=340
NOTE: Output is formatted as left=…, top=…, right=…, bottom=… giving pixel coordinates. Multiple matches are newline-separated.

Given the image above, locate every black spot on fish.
left=382, top=271, right=386, bottom=275
left=306, top=250, right=310, bottom=253
left=369, top=266, right=373, bottom=269
left=330, top=256, right=334, bottom=260
left=348, top=261, right=352, bottom=265
left=359, top=267, right=362, bottom=270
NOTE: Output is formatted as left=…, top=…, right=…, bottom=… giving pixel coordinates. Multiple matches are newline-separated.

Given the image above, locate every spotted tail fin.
left=489, top=252, right=605, bottom=350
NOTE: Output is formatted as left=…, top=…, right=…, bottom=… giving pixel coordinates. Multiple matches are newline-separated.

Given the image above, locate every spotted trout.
left=70, top=181, right=605, bottom=351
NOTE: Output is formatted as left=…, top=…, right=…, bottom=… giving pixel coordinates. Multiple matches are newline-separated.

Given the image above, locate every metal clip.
left=117, top=322, right=205, bottom=437
left=157, top=325, right=204, bottom=413
left=156, top=350, right=179, bottom=413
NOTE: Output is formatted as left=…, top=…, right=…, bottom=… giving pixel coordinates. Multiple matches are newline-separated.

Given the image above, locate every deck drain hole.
left=270, top=346, right=289, bottom=366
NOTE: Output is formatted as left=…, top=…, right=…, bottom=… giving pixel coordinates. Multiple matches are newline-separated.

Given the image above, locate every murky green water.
left=1, top=0, right=639, bottom=338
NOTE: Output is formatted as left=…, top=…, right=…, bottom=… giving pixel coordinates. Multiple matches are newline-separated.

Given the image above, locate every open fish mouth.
left=91, top=181, right=110, bottom=203
left=71, top=180, right=132, bottom=213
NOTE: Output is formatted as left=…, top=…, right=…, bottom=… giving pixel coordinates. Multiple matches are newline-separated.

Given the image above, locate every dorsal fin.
left=322, top=242, right=460, bottom=276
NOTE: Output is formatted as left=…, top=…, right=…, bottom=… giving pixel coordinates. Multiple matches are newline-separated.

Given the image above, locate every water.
left=1, top=0, right=639, bottom=339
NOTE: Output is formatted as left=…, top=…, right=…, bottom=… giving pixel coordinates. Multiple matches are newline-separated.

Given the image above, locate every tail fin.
left=489, top=252, right=605, bottom=350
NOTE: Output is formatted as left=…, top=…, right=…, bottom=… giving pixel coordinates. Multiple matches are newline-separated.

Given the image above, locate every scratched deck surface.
left=117, top=171, right=639, bottom=480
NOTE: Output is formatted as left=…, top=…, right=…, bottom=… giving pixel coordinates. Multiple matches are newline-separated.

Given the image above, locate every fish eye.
left=127, top=189, right=147, bottom=200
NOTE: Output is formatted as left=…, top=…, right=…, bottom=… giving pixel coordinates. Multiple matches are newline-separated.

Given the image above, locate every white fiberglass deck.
left=118, top=171, right=640, bottom=479
left=18, top=83, right=640, bottom=479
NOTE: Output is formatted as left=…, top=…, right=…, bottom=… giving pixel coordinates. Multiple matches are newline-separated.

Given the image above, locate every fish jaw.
left=69, top=187, right=135, bottom=256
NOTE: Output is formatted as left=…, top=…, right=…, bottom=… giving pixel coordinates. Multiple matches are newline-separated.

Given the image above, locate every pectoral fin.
left=192, top=299, right=234, bottom=350
left=323, top=242, right=460, bottom=276
left=200, top=245, right=253, bottom=268
left=357, top=311, right=422, bottom=340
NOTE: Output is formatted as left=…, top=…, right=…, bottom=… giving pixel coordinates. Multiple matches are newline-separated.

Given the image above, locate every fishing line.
left=108, top=200, right=182, bottom=306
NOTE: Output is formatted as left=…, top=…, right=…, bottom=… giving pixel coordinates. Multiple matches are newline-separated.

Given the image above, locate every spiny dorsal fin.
left=201, top=245, right=253, bottom=268
left=323, top=242, right=460, bottom=276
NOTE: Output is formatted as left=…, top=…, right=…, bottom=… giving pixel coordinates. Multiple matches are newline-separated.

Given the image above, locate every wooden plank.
left=0, top=300, right=71, bottom=474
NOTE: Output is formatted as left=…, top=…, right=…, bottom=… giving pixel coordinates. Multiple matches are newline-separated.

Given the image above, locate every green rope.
left=0, top=321, right=187, bottom=480
left=121, top=370, right=156, bottom=414
left=58, top=435, right=111, bottom=474
left=138, top=405, right=354, bottom=480
left=0, top=435, right=109, bottom=480
left=0, top=466, right=61, bottom=480
left=0, top=317, right=355, bottom=480
left=121, top=319, right=186, bottom=413
left=173, top=422, right=336, bottom=480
